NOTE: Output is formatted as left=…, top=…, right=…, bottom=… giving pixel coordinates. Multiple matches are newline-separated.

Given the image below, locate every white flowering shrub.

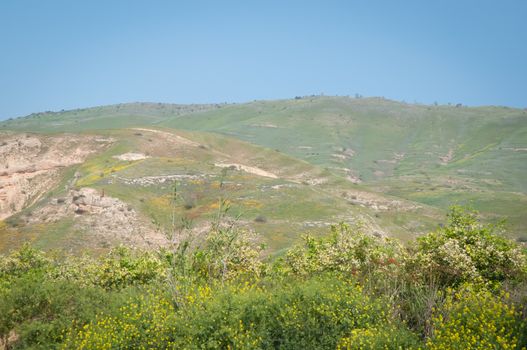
left=406, top=207, right=527, bottom=286
left=194, top=226, right=266, bottom=281
left=282, top=223, right=404, bottom=277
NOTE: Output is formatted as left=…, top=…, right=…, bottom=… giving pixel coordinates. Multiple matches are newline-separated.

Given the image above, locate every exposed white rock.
left=113, top=152, right=150, bottom=161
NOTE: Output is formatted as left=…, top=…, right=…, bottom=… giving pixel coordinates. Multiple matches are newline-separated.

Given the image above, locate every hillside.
left=159, top=97, right=527, bottom=230
left=0, top=102, right=221, bottom=132
left=1, top=96, right=526, bottom=254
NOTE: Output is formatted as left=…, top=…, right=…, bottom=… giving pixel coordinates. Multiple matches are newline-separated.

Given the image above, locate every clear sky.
left=1, top=0, right=526, bottom=119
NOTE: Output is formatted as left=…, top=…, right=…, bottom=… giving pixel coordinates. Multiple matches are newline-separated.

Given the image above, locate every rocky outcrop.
left=28, top=187, right=167, bottom=248
left=0, top=133, right=111, bottom=219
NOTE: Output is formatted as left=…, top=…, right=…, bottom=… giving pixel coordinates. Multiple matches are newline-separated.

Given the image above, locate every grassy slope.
left=0, top=102, right=222, bottom=132
left=160, top=97, right=526, bottom=187
left=1, top=97, right=525, bottom=252
left=158, top=97, right=527, bottom=237
left=2, top=127, right=438, bottom=254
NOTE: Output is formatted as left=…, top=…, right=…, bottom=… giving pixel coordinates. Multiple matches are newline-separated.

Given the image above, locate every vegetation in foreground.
left=1, top=207, right=526, bottom=349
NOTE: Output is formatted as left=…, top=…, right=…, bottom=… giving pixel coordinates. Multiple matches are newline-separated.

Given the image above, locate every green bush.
left=1, top=272, right=124, bottom=350
left=93, top=247, right=166, bottom=290
left=193, top=226, right=265, bottom=281
left=426, top=284, right=526, bottom=350
left=337, top=326, right=420, bottom=350
left=406, top=206, right=527, bottom=286
left=282, top=223, right=403, bottom=278
left=61, top=291, right=178, bottom=350
left=63, top=276, right=405, bottom=350
left=2, top=207, right=527, bottom=349
left=0, top=244, right=50, bottom=280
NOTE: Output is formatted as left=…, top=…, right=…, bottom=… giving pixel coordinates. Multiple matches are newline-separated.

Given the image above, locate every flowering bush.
left=2, top=207, right=526, bottom=349
left=0, top=243, right=50, bottom=279
left=94, top=246, right=166, bottom=290
left=194, top=226, right=266, bottom=281
left=426, top=284, right=526, bottom=350
left=61, top=291, right=179, bottom=349
left=61, top=276, right=406, bottom=349
left=337, top=326, right=420, bottom=350
left=406, top=207, right=527, bottom=286
left=283, top=223, right=403, bottom=278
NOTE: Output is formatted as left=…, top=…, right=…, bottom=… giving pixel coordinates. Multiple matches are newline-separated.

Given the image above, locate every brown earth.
left=26, top=187, right=167, bottom=248
left=0, top=132, right=111, bottom=220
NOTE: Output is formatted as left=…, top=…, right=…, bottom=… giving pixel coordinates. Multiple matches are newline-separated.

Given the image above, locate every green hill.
left=1, top=96, right=526, bottom=254
left=158, top=97, right=527, bottom=236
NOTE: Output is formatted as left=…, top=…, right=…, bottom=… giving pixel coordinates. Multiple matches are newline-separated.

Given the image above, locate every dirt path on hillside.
left=131, top=128, right=201, bottom=147
left=214, top=163, right=278, bottom=179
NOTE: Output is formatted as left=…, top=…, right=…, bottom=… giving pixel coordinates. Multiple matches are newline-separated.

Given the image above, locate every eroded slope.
left=0, top=132, right=112, bottom=219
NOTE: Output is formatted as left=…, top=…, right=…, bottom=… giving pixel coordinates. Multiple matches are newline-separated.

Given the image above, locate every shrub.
left=94, top=247, right=166, bottom=290
left=193, top=226, right=265, bottom=281
left=337, top=326, right=420, bottom=349
left=3, top=207, right=527, bottom=349
left=61, top=291, right=178, bottom=350
left=406, top=207, right=527, bottom=286
left=282, top=223, right=403, bottom=278
left=426, top=284, right=526, bottom=350
left=62, top=276, right=404, bottom=349
left=254, top=215, right=267, bottom=223
left=0, top=272, right=118, bottom=350
left=0, top=244, right=50, bottom=279
left=241, top=276, right=394, bottom=349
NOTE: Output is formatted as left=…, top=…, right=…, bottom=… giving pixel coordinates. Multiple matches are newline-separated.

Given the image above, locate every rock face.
left=112, top=152, right=150, bottom=161
left=28, top=187, right=168, bottom=248
left=214, top=163, right=278, bottom=179
left=0, top=133, right=111, bottom=219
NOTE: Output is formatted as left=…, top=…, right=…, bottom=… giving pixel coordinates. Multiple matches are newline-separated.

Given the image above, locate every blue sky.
left=1, top=0, right=526, bottom=119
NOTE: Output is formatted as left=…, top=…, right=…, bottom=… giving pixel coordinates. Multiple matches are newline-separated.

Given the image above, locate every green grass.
left=1, top=96, right=526, bottom=253
left=0, top=102, right=221, bottom=133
